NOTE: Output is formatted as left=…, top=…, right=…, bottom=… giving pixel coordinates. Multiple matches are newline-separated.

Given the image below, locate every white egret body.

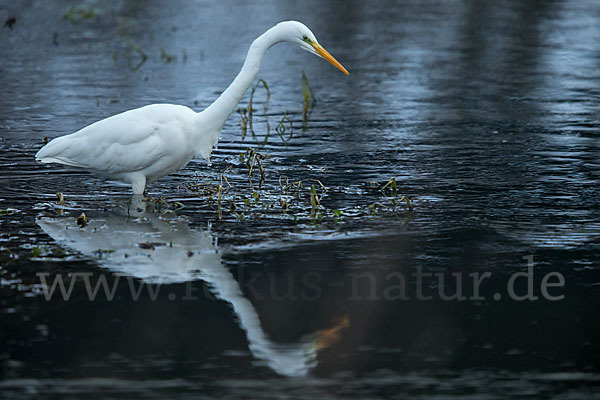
left=35, top=21, right=348, bottom=194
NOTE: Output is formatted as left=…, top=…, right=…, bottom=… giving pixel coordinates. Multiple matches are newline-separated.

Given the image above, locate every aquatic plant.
left=301, top=71, right=316, bottom=130
left=275, top=111, right=293, bottom=144
left=237, top=79, right=271, bottom=144
left=64, top=4, right=100, bottom=24
left=0, top=208, right=17, bottom=216
left=160, top=48, right=176, bottom=64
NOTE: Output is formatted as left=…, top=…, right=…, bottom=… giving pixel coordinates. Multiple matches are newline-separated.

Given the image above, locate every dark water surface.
left=1, top=0, right=600, bottom=398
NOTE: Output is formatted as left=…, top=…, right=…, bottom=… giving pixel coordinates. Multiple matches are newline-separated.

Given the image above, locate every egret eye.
left=302, top=35, right=308, bottom=41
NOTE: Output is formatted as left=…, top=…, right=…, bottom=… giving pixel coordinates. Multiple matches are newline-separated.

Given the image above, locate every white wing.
left=35, top=104, right=197, bottom=175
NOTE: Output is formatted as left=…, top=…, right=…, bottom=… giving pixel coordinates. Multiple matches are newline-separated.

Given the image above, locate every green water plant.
left=380, top=177, right=413, bottom=211
left=246, top=79, right=271, bottom=143
left=0, top=208, right=17, bottom=216
left=160, top=48, right=175, bottom=64
left=64, top=4, right=99, bottom=24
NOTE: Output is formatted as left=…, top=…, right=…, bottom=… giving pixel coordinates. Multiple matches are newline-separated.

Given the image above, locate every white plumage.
left=35, top=21, right=348, bottom=195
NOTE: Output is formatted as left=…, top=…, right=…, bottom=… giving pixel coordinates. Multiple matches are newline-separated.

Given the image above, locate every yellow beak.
left=312, top=42, right=349, bottom=75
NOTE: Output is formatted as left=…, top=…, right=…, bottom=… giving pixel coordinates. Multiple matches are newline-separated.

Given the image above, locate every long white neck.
left=200, top=25, right=283, bottom=130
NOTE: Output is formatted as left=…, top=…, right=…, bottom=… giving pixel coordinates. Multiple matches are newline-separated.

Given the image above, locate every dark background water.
left=1, top=0, right=599, bottom=398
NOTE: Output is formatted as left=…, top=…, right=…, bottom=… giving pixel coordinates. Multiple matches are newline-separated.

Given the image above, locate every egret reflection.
left=36, top=201, right=347, bottom=377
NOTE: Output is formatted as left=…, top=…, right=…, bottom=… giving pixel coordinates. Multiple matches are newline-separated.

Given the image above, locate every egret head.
left=277, top=21, right=349, bottom=75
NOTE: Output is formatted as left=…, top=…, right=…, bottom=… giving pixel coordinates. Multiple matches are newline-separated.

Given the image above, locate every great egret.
left=35, top=21, right=348, bottom=195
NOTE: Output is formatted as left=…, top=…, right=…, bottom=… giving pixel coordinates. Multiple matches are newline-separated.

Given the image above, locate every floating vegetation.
left=32, top=247, right=42, bottom=258
left=160, top=48, right=175, bottom=64
left=332, top=209, right=343, bottom=223
left=27, top=244, right=67, bottom=261
left=76, top=212, right=89, bottom=227
left=365, top=177, right=413, bottom=217
left=109, top=15, right=148, bottom=72
left=277, top=177, right=327, bottom=224
left=379, top=177, right=413, bottom=211
left=185, top=74, right=413, bottom=225
left=309, top=185, right=322, bottom=223
left=111, top=39, right=148, bottom=72
left=64, top=4, right=100, bottom=24
left=63, top=7, right=150, bottom=73
left=147, top=196, right=184, bottom=215
left=184, top=155, right=414, bottom=227
left=244, top=147, right=267, bottom=187
left=0, top=208, right=17, bottom=216
left=124, top=40, right=148, bottom=72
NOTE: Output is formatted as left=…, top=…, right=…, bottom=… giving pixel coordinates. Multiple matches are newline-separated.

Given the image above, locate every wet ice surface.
left=1, top=0, right=600, bottom=398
